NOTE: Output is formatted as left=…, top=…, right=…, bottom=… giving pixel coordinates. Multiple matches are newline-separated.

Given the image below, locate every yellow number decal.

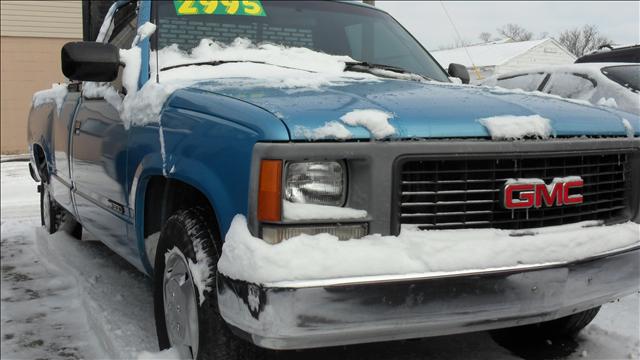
left=221, top=0, right=239, bottom=14
left=242, top=0, right=262, bottom=15
left=178, top=0, right=198, bottom=14
left=199, top=0, right=218, bottom=14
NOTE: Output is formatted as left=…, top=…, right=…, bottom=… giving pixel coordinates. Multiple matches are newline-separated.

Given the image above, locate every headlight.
left=284, top=161, right=345, bottom=206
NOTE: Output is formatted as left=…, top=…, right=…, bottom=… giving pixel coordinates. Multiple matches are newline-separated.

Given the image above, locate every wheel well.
left=143, top=177, right=220, bottom=265
left=32, top=144, right=48, bottom=182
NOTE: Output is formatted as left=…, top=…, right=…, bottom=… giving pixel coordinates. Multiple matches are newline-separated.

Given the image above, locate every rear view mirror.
left=61, top=42, right=119, bottom=82
left=448, top=63, right=470, bottom=84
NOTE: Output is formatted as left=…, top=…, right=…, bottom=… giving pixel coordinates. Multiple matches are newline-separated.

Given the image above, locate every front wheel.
left=153, top=208, right=264, bottom=360
left=492, top=306, right=601, bottom=340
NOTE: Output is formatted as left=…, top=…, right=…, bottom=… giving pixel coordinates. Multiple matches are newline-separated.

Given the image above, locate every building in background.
left=432, top=38, right=576, bottom=83
left=1, top=1, right=81, bottom=154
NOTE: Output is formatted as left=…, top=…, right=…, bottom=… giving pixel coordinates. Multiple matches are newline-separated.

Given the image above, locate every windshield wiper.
left=344, top=61, right=434, bottom=81
left=160, top=60, right=315, bottom=73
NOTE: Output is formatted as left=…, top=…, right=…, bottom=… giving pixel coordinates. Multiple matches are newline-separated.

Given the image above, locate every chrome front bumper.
left=217, top=246, right=640, bottom=350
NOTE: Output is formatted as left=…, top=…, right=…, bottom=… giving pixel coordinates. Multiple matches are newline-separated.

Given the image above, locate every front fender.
left=27, top=105, right=55, bottom=176
left=127, top=93, right=290, bottom=272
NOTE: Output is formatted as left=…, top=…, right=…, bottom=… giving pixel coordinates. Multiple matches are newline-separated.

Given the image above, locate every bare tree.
left=479, top=32, right=492, bottom=43
left=539, top=31, right=549, bottom=39
left=437, top=38, right=471, bottom=51
left=558, top=25, right=611, bottom=57
left=478, top=31, right=491, bottom=42
left=497, top=24, right=533, bottom=41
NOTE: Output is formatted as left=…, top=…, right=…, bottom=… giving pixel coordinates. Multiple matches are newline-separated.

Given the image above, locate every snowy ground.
left=1, top=160, right=638, bottom=360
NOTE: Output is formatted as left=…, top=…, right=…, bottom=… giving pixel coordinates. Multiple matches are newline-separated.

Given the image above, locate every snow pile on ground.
left=0, top=163, right=105, bottom=360
left=283, top=201, right=367, bottom=221
left=1, top=161, right=158, bottom=359
left=478, top=115, right=553, bottom=140
left=293, top=121, right=353, bottom=140
left=32, top=84, right=68, bottom=113
left=217, top=215, right=638, bottom=285
left=340, top=109, right=396, bottom=139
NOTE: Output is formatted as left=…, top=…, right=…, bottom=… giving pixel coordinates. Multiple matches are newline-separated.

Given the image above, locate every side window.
left=496, top=73, right=548, bottom=92
left=107, top=2, right=138, bottom=93
left=543, top=73, right=597, bottom=99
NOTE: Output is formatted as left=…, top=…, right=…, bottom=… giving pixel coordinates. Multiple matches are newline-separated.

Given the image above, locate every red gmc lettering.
left=504, top=184, right=535, bottom=208
left=503, top=179, right=584, bottom=209
left=534, top=183, right=563, bottom=207
left=563, top=180, right=584, bottom=205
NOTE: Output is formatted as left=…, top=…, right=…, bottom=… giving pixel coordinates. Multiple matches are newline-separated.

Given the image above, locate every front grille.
left=397, top=152, right=633, bottom=230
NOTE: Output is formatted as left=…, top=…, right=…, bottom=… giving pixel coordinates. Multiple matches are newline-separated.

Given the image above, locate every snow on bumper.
left=217, top=215, right=638, bottom=285
left=216, top=216, right=639, bottom=349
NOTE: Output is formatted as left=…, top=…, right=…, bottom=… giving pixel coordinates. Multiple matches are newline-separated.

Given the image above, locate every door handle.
left=74, top=121, right=82, bottom=135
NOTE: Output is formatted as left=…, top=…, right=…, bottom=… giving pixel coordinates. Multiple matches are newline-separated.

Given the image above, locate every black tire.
left=40, top=184, right=57, bottom=234
left=39, top=183, right=83, bottom=239
left=493, top=306, right=601, bottom=339
left=153, top=208, right=264, bottom=360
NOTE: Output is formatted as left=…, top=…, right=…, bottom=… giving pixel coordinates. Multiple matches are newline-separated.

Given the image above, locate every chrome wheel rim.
left=163, top=248, right=200, bottom=359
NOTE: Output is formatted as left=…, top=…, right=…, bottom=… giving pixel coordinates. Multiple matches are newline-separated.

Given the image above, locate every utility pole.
left=363, top=0, right=375, bottom=5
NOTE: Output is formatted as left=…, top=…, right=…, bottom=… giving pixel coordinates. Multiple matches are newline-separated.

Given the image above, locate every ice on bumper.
left=218, top=215, right=639, bottom=285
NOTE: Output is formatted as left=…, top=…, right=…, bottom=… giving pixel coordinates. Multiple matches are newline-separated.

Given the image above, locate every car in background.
left=575, top=44, right=639, bottom=64
left=481, top=63, right=640, bottom=115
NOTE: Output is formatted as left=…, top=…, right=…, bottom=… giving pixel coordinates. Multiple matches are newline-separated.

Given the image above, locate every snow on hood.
left=478, top=114, right=553, bottom=140
left=184, top=78, right=639, bottom=140
left=339, top=109, right=395, bottom=139
left=50, top=35, right=638, bottom=141
left=116, top=38, right=382, bottom=128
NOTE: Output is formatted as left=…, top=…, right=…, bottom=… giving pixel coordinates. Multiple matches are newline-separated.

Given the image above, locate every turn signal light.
left=258, top=160, right=282, bottom=222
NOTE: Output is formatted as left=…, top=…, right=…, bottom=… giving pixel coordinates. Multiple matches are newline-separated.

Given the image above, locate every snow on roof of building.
left=432, top=38, right=566, bottom=68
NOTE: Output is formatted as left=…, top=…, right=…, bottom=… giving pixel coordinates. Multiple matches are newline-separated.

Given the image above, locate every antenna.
left=439, top=2, right=483, bottom=80
left=153, top=1, right=160, bottom=83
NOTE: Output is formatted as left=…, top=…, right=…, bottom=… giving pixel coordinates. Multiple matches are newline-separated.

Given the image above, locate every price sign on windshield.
left=173, top=0, right=266, bottom=16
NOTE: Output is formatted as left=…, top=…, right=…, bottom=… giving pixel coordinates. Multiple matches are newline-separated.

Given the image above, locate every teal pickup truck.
left=27, top=1, right=639, bottom=358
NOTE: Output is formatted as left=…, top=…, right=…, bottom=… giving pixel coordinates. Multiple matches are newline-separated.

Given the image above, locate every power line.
left=439, top=1, right=483, bottom=80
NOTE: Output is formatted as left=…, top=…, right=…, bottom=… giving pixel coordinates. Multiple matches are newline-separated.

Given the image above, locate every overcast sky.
left=375, top=1, right=640, bottom=50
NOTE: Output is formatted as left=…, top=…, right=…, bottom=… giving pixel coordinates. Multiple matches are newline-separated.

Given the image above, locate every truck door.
left=70, top=2, right=138, bottom=262
left=50, top=86, right=81, bottom=213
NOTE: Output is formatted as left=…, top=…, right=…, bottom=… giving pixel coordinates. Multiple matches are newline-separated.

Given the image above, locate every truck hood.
left=186, top=78, right=639, bottom=140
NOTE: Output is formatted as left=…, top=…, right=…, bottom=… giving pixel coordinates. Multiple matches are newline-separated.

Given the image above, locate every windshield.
left=601, top=65, right=640, bottom=92
left=155, top=1, right=449, bottom=82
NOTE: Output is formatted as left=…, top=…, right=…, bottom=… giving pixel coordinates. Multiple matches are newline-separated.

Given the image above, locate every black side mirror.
left=61, top=42, right=120, bottom=82
left=448, top=63, right=470, bottom=84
